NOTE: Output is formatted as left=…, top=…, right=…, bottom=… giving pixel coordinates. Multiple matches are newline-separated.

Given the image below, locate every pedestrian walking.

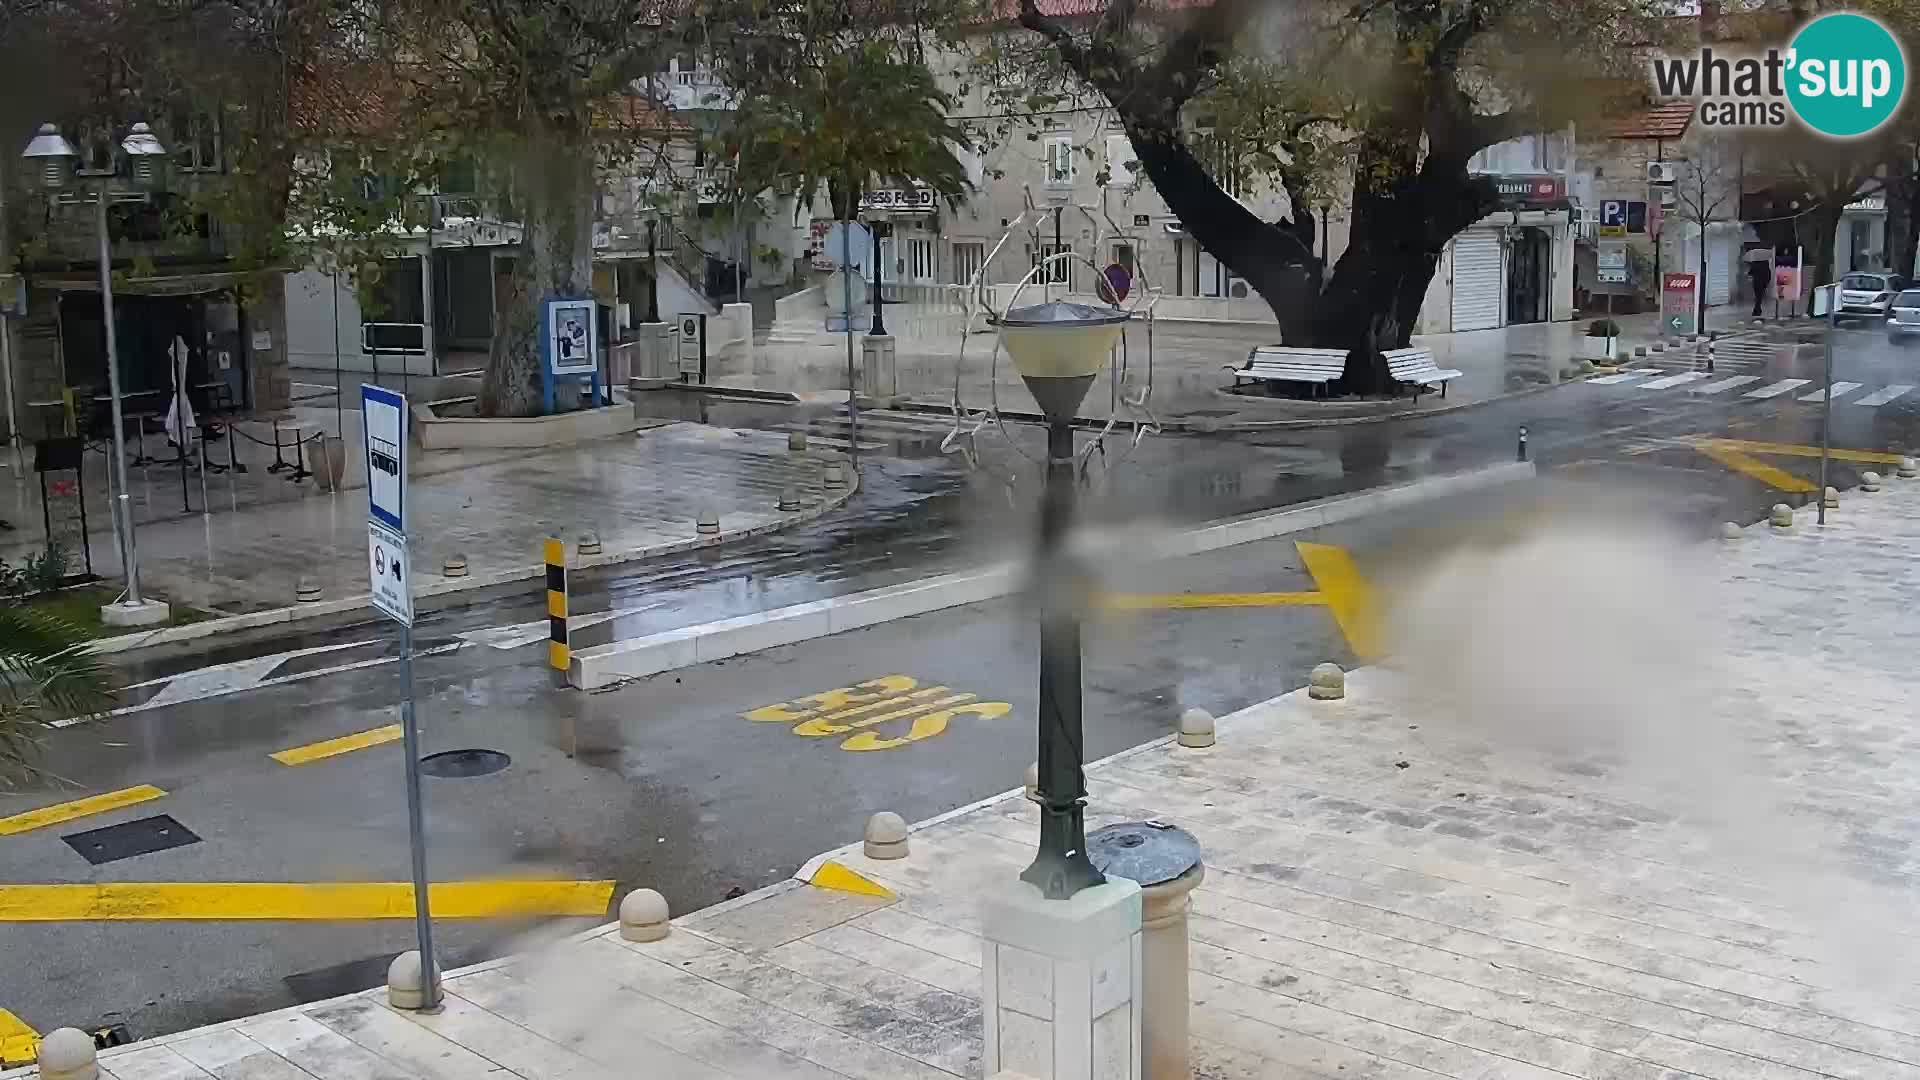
left=1745, top=246, right=1772, bottom=316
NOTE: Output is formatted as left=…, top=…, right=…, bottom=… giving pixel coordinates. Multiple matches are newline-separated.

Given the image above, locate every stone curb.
left=83, top=469, right=861, bottom=659
left=569, top=461, right=1536, bottom=690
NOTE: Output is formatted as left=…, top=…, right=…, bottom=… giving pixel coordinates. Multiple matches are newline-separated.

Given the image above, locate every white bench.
left=1384, top=347, right=1463, bottom=399
left=1225, top=346, right=1347, bottom=396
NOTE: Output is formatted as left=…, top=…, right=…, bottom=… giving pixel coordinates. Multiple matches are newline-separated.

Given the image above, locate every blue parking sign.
left=361, top=383, right=408, bottom=533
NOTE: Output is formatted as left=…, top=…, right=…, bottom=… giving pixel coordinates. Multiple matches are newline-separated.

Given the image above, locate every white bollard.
left=577, top=533, right=603, bottom=557
left=1718, top=521, right=1742, bottom=541
left=35, top=1028, right=97, bottom=1080
left=442, top=554, right=469, bottom=577
left=1176, top=708, right=1215, bottom=748
left=1769, top=503, right=1795, bottom=530
left=1309, top=662, right=1346, bottom=700
left=1862, top=471, right=1883, bottom=491
left=1140, top=864, right=1205, bottom=1080
left=788, top=430, right=808, bottom=452
left=778, top=486, right=801, bottom=512
left=295, top=576, right=323, bottom=603
left=864, top=811, right=909, bottom=860
left=823, top=463, right=847, bottom=488
left=1822, top=486, right=1840, bottom=509
left=387, top=950, right=442, bottom=1011
left=1900, top=456, right=1919, bottom=479
left=619, top=888, right=670, bottom=943
left=1024, top=761, right=1040, bottom=803
left=696, top=511, right=720, bottom=536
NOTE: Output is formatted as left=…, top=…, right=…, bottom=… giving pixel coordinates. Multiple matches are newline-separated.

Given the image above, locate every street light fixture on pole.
left=22, top=121, right=172, bottom=627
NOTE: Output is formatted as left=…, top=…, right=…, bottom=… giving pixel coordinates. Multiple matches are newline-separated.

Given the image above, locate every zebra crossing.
left=1587, top=369, right=1920, bottom=407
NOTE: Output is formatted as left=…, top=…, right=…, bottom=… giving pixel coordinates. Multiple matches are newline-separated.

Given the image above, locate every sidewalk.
left=728, top=309, right=1653, bottom=428
left=23, top=474, right=1920, bottom=1078
left=0, top=420, right=852, bottom=616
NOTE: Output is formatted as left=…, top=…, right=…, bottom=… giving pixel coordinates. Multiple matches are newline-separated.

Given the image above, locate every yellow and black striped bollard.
left=545, top=537, right=569, bottom=672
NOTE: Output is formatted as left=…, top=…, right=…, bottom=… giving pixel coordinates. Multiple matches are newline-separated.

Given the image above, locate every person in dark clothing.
left=1747, top=251, right=1773, bottom=316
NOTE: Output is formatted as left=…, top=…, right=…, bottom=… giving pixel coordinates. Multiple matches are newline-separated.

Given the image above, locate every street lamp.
left=997, top=298, right=1130, bottom=899
left=22, top=121, right=172, bottom=627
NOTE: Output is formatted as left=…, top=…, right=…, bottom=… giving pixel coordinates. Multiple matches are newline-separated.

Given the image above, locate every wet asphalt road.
left=8, top=326, right=1920, bottom=1039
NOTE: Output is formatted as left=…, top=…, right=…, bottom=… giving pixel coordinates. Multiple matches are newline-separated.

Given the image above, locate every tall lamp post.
left=22, top=121, right=172, bottom=627
left=996, top=298, right=1130, bottom=899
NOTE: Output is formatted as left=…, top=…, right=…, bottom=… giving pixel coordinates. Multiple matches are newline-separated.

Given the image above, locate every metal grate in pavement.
left=61, top=814, right=202, bottom=865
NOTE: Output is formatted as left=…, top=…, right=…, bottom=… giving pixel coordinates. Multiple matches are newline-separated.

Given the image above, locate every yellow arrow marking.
left=1296, top=542, right=1382, bottom=661
left=809, top=861, right=896, bottom=899
left=1698, top=438, right=1906, bottom=463
left=0, top=880, right=615, bottom=921
left=1101, top=591, right=1328, bottom=609
left=0, top=786, right=167, bottom=836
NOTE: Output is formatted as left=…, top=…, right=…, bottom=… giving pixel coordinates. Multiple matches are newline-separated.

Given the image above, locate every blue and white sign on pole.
left=361, top=383, right=407, bottom=534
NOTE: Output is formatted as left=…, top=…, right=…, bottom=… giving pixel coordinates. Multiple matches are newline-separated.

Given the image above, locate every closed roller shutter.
left=1708, top=229, right=1735, bottom=306
left=1450, top=230, right=1504, bottom=331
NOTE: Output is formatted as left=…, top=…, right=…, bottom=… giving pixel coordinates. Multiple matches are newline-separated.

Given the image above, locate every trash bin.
left=1088, top=821, right=1204, bottom=1080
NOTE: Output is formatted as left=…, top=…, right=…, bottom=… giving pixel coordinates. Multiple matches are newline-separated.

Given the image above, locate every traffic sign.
left=368, top=523, right=413, bottom=626
left=361, top=384, right=407, bottom=534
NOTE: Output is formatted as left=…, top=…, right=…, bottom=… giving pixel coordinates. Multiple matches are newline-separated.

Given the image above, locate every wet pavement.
left=9, top=319, right=1920, bottom=1043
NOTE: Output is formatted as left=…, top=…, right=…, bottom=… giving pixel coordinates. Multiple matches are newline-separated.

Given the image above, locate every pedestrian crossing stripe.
left=1856, top=384, right=1914, bottom=406
left=1746, top=378, right=1811, bottom=399
left=1798, top=381, right=1862, bottom=402
left=1637, top=372, right=1710, bottom=389
left=1692, top=375, right=1763, bottom=394
left=1592, top=371, right=1918, bottom=407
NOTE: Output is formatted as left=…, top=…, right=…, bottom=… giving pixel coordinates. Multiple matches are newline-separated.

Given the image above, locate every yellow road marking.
left=809, top=862, right=896, bottom=899
left=270, top=724, right=403, bottom=765
left=0, top=785, right=167, bottom=836
left=1695, top=443, right=1818, bottom=493
left=0, top=880, right=616, bottom=921
left=1296, top=542, right=1382, bottom=661
left=0, top=1008, right=38, bottom=1068
left=842, top=701, right=1011, bottom=751
left=1698, top=438, right=1906, bottom=463
left=744, top=675, right=1013, bottom=751
left=1102, top=591, right=1327, bottom=609
left=795, top=692, right=974, bottom=737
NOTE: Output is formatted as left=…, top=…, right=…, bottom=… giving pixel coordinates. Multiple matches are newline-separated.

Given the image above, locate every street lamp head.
left=21, top=122, right=77, bottom=190
left=997, top=301, right=1131, bottom=422
left=121, top=122, right=168, bottom=187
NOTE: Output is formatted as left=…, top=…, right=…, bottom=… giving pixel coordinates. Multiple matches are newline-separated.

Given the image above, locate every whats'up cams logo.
left=1650, top=12, right=1907, bottom=138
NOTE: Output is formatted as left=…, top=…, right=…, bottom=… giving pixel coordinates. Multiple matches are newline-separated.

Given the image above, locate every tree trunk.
left=1805, top=204, right=1845, bottom=293
left=1888, top=169, right=1918, bottom=280
left=481, top=130, right=597, bottom=417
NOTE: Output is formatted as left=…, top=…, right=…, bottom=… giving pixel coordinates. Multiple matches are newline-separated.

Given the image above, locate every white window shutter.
left=1104, top=134, right=1139, bottom=189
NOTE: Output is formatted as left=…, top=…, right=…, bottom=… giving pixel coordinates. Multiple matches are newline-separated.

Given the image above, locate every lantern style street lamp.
left=22, top=121, right=172, bottom=626
left=996, top=299, right=1130, bottom=899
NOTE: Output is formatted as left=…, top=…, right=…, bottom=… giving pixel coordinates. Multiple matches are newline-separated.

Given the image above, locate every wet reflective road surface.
left=9, top=325, right=1920, bottom=1039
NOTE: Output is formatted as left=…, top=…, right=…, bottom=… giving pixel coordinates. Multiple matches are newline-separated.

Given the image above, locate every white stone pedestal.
left=100, top=597, right=169, bottom=628
left=982, top=878, right=1143, bottom=1080
left=631, top=322, right=674, bottom=388
left=861, top=334, right=897, bottom=399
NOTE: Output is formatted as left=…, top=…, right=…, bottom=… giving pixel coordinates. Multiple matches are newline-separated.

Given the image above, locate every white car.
left=1887, top=289, right=1920, bottom=341
left=1841, top=271, right=1907, bottom=317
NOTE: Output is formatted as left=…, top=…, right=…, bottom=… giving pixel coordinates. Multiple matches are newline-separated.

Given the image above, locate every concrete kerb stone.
left=81, top=467, right=862, bottom=659
left=568, top=462, right=1536, bottom=690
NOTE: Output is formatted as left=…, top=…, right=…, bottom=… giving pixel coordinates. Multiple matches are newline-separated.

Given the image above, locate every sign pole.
left=397, top=618, right=439, bottom=1008
left=1820, top=284, right=1835, bottom=526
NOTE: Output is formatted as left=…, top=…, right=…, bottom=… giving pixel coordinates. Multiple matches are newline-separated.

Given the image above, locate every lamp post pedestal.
left=858, top=334, right=897, bottom=402
left=631, top=321, right=674, bottom=389
left=100, top=597, right=169, bottom=627
left=981, top=876, right=1143, bottom=1080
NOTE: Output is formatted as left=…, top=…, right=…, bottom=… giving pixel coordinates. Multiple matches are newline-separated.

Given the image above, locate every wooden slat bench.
left=1384, top=347, right=1464, bottom=399
left=1224, top=346, right=1347, bottom=396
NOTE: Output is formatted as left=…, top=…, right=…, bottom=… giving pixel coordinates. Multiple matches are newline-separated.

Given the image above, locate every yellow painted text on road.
left=0, top=880, right=616, bottom=921
left=744, top=675, right=1012, bottom=752
left=1693, top=438, right=1907, bottom=493
left=270, top=724, right=403, bottom=765
left=0, top=785, right=167, bottom=836
left=1103, top=591, right=1327, bottom=609
left=1296, top=542, right=1383, bottom=661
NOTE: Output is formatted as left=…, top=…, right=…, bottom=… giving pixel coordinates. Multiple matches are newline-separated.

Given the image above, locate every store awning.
left=39, top=268, right=280, bottom=297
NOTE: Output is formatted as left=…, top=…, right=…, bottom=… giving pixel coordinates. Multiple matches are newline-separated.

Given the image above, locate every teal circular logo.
left=1786, top=12, right=1907, bottom=138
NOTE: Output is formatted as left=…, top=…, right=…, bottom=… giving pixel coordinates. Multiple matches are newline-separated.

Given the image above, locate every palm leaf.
left=0, top=605, right=115, bottom=786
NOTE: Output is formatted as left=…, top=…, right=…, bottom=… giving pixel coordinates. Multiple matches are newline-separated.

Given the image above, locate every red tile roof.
left=1608, top=100, right=1694, bottom=140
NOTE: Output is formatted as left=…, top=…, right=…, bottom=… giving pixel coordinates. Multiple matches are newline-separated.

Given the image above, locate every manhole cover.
left=62, top=814, right=202, bottom=865
left=419, top=748, right=511, bottom=778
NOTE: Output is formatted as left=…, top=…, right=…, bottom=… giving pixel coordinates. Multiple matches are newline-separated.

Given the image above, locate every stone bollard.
left=778, top=486, right=802, bottom=512
left=1862, top=471, right=1883, bottom=491
left=387, top=950, right=442, bottom=1011
left=1308, top=662, right=1346, bottom=700
left=823, top=463, right=847, bottom=488
left=1900, top=457, right=1919, bottom=479
left=864, top=811, right=909, bottom=859
left=442, top=554, right=469, bottom=577
left=1650, top=341, right=1665, bottom=353
left=1770, top=503, right=1795, bottom=530
left=1719, top=521, right=1742, bottom=541
left=295, top=577, right=323, bottom=603
left=1088, top=823, right=1203, bottom=1080
left=696, top=511, right=720, bottom=536
left=1176, top=708, right=1216, bottom=748
left=788, top=430, right=808, bottom=452
left=619, top=888, right=670, bottom=943
left=1633, top=345, right=1648, bottom=359
left=1024, top=761, right=1040, bottom=803
left=578, top=533, right=603, bottom=557
left=35, top=1028, right=98, bottom=1080
left=1822, top=486, right=1840, bottom=509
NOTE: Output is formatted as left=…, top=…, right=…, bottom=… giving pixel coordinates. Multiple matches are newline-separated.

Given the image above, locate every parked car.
left=1840, top=271, right=1907, bottom=317
left=1887, top=289, right=1920, bottom=341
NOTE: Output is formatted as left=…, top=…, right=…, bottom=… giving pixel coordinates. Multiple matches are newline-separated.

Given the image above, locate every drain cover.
left=419, top=748, right=511, bottom=778
left=62, top=814, right=202, bottom=865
